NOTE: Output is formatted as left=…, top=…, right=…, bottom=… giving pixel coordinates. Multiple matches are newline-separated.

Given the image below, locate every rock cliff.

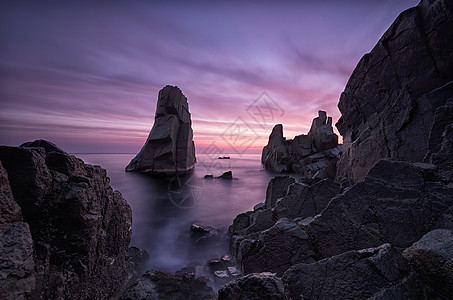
left=224, top=0, right=453, bottom=298
left=336, top=0, right=453, bottom=186
left=0, top=140, right=132, bottom=299
left=261, top=110, right=340, bottom=178
left=126, top=85, right=196, bottom=174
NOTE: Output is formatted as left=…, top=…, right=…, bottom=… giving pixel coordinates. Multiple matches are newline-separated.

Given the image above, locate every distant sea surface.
left=77, top=153, right=282, bottom=272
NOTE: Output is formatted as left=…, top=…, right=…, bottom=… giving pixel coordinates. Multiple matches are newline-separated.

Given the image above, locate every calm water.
left=77, top=153, right=280, bottom=272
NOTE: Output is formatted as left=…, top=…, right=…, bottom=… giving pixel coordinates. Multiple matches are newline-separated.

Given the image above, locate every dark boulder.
left=336, top=0, right=453, bottom=186
left=126, top=85, right=196, bottom=174
left=0, top=140, right=132, bottom=299
left=282, top=244, right=422, bottom=300
left=218, top=272, right=286, bottom=300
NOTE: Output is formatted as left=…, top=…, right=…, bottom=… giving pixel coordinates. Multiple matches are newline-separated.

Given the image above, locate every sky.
left=0, top=0, right=419, bottom=154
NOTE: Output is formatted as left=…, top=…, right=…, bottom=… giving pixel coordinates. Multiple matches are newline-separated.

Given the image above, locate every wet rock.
left=127, top=246, right=149, bottom=286
left=126, top=85, right=196, bottom=174
left=336, top=0, right=453, bottom=186
left=218, top=171, right=233, bottom=180
left=0, top=140, right=132, bottom=299
left=403, top=229, right=453, bottom=298
left=218, top=272, right=286, bottom=300
left=282, top=244, right=422, bottom=299
left=120, top=270, right=215, bottom=300
left=262, top=111, right=340, bottom=177
left=204, top=174, right=214, bottom=179
left=190, top=223, right=227, bottom=247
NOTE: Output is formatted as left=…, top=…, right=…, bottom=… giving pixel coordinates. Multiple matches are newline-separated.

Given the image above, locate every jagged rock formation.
left=336, top=0, right=453, bottom=186
left=126, top=85, right=196, bottom=174
left=261, top=110, right=340, bottom=179
left=222, top=0, right=453, bottom=299
left=0, top=140, right=132, bottom=299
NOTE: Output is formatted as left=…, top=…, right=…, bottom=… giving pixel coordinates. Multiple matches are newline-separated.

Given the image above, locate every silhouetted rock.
left=282, top=244, right=422, bottom=299
left=0, top=161, right=21, bottom=224
left=218, top=272, right=286, bottom=300
left=120, top=270, right=215, bottom=300
left=204, top=174, right=214, bottom=179
left=0, top=140, right=132, bottom=299
left=218, top=171, right=233, bottom=179
left=262, top=111, right=340, bottom=177
left=126, top=85, right=196, bottom=174
left=336, top=0, right=453, bottom=186
left=403, top=229, right=453, bottom=298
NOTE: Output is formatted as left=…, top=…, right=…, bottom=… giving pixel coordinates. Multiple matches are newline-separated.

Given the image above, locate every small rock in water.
left=214, top=270, right=229, bottom=278
left=218, top=171, right=233, bottom=179
left=227, top=266, right=241, bottom=277
left=204, top=174, right=214, bottom=179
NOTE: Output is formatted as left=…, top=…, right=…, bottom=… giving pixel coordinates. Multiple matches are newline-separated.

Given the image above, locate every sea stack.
left=126, top=85, right=196, bottom=174
left=261, top=110, right=341, bottom=178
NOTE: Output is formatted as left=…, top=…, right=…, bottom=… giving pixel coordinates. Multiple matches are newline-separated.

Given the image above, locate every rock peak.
left=126, top=85, right=196, bottom=174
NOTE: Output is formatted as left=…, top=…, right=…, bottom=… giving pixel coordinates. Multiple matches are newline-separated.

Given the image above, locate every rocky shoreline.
left=1, top=0, right=452, bottom=298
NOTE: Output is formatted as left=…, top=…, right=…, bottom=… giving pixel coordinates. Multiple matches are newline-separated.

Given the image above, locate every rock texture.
left=0, top=140, right=132, bottom=299
left=120, top=269, right=215, bottom=300
left=282, top=244, right=422, bottom=299
left=336, top=0, right=453, bottom=186
left=126, top=85, right=196, bottom=174
left=218, top=272, right=286, bottom=300
left=262, top=110, right=341, bottom=178
left=403, top=229, right=453, bottom=298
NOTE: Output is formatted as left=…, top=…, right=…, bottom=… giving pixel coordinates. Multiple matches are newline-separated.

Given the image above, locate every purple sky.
left=0, top=1, right=418, bottom=154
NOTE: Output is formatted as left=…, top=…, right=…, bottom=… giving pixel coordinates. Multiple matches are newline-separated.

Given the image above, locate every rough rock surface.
left=126, top=85, right=196, bottom=174
left=282, top=244, right=422, bottom=300
left=120, top=269, right=216, bottom=300
left=262, top=111, right=341, bottom=178
left=0, top=161, right=21, bottom=224
left=403, top=229, right=453, bottom=298
left=336, top=0, right=453, bottom=186
left=233, top=159, right=453, bottom=277
left=218, top=272, right=286, bottom=300
left=0, top=140, right=132, bottom=299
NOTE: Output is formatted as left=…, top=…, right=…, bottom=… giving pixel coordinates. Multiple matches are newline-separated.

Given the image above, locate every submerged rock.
left=0, top=140, right=132, bottom=299
left=261, top=110, right=340, bottom=177
left=335, top=0, right=453, bottom=186
left=126, top=85, right=196, bottom=174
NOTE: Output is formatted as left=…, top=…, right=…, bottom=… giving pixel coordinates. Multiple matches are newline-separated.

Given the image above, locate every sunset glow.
left=0, top=1, right=418, bottom=154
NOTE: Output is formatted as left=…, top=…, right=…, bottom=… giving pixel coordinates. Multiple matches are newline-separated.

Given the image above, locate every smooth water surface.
left=77, top=153, right=280, bottom=272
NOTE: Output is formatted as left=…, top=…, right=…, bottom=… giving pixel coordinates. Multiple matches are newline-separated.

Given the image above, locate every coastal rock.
left=261, top=111, right=340, bottom=177
left=120, top=270, right=215, bottom=300
left=126, top=85, right=196, bottom=174
left=336, top=0, right=453, bottom=186
left=0, top=140, right=132, bottom=299
left=0, top=161, right=21, bottom=224
left=0, top=222, right=36, bottom=300
left=218, top=272, right=286, bottom=300
left=273, top=179, right=339, bottom=220
left=218, top=171, right=233, bottom=180
left=403, top=229, right=453, bottom=298
left=265, top=176, right=295, bottom=209
left=282, top=244, right=422, bottom=299
left=234, top=159, right=453, bottom=276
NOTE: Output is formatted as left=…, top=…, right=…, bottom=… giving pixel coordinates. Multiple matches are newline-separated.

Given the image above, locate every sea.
left=77, top=153, right=285, bottom=273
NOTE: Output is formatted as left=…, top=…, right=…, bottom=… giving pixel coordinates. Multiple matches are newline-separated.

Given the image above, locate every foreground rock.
left=218, top=272, right=285, bottom=300
left=262, top=110, right=341, bottom=178
left=0, top=140, right=132, bottom=299
left=126, top=85, right=196, bottom=174
left=403, top=229, right=453, bottom=298
left=282, top=244, right=422, bottom=299
left=335, top=0, right=453, bottom=186
left=121, top=269, right=215, bottom=300
left=234, top=159, right=452, bottom=276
